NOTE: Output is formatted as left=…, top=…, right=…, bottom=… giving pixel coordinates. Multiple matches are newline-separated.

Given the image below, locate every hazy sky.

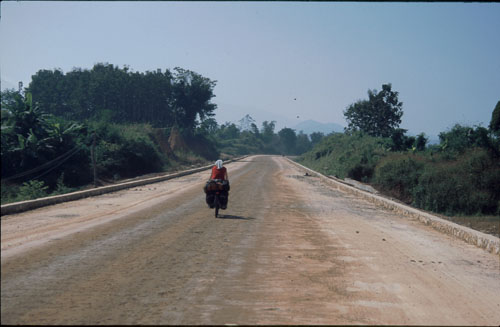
left=1, top=1, right=499, bottom=136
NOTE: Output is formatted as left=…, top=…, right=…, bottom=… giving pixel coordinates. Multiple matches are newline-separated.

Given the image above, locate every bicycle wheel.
left=214, top=194, right=219, bottom=218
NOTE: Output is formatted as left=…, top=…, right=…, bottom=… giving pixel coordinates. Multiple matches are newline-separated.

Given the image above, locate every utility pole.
left=91, top=132, right=97, bottom=188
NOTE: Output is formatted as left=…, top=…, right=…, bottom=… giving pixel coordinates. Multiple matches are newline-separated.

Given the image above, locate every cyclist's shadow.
left=217, top=214, right=255, bottom=220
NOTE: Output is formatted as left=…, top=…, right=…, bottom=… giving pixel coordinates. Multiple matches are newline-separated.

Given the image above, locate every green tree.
left=261, top=120, right=276, bottom=143
left=250, top=123, right=260, bottom=137
left=29, top=69, right=67, bottom=117
left=390, top=128, right=420, bottom=152
left=295, top=131, right=312, bottom=155
left=171, top=67, right=217, bottom=132
left=490, top=101, right=500, bottom=137
left=217, top=122, right=240, bottom=139
left=1, top=89, right=25, bottom=117
left=1, top=92, right=89, bottom=186
left=390, top=128, right=409, bottom=151
left=439, top=124, right=491, bottom=154
left=310, top=132, right=325, bottom=146
left=64, top=68, right=92, bottom=119
left=198, top=117, right=218, bottom=135
left=259, top=120, right=280, bottom=153
left=278, top=127, right=297, bottom=155
left=414, top=133, right=428, bottom=151
left=27, top=63, right=216, bottom=131
left=344, top=83, right=403, bottom=137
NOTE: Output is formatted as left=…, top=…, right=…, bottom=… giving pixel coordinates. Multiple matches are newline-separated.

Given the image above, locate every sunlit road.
left=1, top=155, right=499, bottom=325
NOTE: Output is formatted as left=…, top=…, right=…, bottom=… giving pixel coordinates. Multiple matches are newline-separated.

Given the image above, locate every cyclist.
left=210, top=159, right=228, bottom=181
left=206, top=159, right=229, bottom=209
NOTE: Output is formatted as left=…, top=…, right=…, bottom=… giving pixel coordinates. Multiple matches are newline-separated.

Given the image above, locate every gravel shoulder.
left=1, top=155, right=499, bottom=325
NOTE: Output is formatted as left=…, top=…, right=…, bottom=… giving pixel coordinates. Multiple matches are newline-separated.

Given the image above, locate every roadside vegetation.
left=300, top=123, right=499, bottom=217
left=2, top=63, right=499, bottom=237
left=298, top=85, right=499, bottom=235
left=1, top=64, right=316, bottom=204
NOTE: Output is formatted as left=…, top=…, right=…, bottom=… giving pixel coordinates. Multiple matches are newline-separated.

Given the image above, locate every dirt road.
left=2, top=155, right=499, bottom=325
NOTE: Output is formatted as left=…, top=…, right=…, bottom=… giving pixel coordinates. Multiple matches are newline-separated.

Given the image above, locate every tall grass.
left=298, top=132, right=390, bottom=181
left=411, top=149, right=500, bottom=215
left=374, top=154, right=424, bottom=203
left=373, top=148, right=500, bottom=215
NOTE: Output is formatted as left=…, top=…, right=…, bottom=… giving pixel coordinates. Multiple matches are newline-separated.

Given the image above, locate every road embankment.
left=288, top=158, right=500, bottom=255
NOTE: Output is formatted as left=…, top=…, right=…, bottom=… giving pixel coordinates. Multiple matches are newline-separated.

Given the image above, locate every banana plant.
left=1, top=91, right=85, bottom=182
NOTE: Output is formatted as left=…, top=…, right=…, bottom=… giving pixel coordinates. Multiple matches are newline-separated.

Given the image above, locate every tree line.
left=200, top=117, right=324, bottom=157
left=28, top=63, right=217, bottom=131
left=1, top=62, right=219, bottom=203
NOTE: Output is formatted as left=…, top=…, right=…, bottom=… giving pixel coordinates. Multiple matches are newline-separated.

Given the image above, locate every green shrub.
left=1, top=182, right=19, bottom=204
left=17, top=180, right=49, bottom=201
left=374, top=154, right=425, bottom=203
left=439, top=124, right=493, bottom=155
left=51, top=173, right=77, bottom=195
left=298, top=132, right=389, bottom=180
left=299, top=131, right=500, bottom=217
left=413, top=148, right=500, bottom=215
left=92, top=123, right=166, bottom=179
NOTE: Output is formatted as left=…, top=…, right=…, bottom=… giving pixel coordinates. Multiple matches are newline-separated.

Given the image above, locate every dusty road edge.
left=287, top=157, right=500, bottom=255
left=1, top=156, right=248, bottom=216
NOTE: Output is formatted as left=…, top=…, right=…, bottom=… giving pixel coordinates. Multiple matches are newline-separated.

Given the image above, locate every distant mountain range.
left=292, top=120, right=344, bottom=135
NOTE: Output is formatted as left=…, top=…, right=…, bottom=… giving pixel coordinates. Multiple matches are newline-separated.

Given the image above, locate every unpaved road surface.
left=2, top=155, right=499, bottom=325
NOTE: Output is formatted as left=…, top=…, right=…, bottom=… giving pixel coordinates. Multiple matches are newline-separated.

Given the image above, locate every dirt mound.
left=168, top=127, right=188, bottom=152
left=151, top=128, right=173, bottom=155
left=167, top=126, right=219, bottom=160
left=184, top=134, right=219, bottom=161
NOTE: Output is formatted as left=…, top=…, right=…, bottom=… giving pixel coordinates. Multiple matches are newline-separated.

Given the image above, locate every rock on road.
left=1, top=155, right=499, bottom=325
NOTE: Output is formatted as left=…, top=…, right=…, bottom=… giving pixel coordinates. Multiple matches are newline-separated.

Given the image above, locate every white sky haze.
left=1, top=1, right=499, bottom=137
